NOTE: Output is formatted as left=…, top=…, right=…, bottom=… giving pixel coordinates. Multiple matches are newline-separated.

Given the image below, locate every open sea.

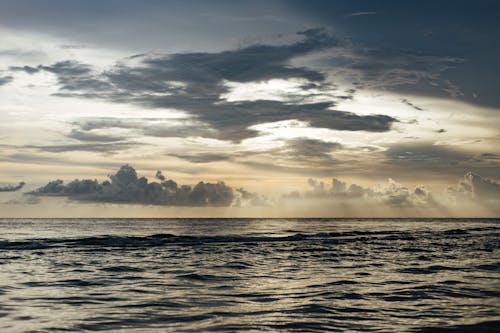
left=0, top=218, right=498, bottom=332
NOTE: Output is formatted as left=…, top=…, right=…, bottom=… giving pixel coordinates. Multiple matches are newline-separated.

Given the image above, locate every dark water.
left=0, top=218, right=498, bottom=332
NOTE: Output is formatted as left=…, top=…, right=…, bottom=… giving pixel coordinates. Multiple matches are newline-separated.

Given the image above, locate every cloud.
left=171, top=153, right=232, bottom=164
left=386, top=144, right=471, bottom=163
left=169, top=137, right=342, bottom=168
left=384, top=144, right=474, bottom=176
left=67, top=129, right=125, bottom=142
left=155, top=170, right=165, bottom=181
left=28, top=165, right=236, bottom=206
left=372, top=179, right=437, bottom=207
left=0, top=75, right=13, bottom=86
left=233, top=187, right=269, bottom=207
left=309, top=46, right=464, bottom=98
left=282, top=171, right=500, bottom=216
left=300, top=176, right=438, bottom=208
left=283, top=137, right=341, bottom=163
left=17, top=28, right=398, bottom=142
left=24, top=142, right=135, bottom=153
left=3, top=196, right=40, bottom=205
left=19, top=164, right=500, bottom=214
left=0, top=182, right=26, bottom=192
left=72, top=117, right=215, bottom=140
left=451, top=172, right=500, bottom=200
left=401, top=98, right=423, bottom=111
left=9, top=65, right=41, bottom=74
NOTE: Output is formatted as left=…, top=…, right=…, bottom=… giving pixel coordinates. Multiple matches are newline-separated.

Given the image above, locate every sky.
left=0, top=0, right=499, bottom=217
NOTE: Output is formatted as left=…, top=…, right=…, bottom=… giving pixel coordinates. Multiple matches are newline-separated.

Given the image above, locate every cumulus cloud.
left=28, top=165, right=236, bottom=206
left=300, top=176, right=437, bottom=208
left=281, top=171, right=500, bottom=216
left=233, top=188, right=270, bottom=207
left=451, top=172, right=500, bottom=200
left=0, top=182, right=26, bottom=192
left=20, top=166, right=500, bottom=214
left=371, top=179, right=437, bottom=207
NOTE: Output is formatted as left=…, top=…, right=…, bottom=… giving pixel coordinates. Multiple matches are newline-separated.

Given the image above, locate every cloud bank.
left=29, top=165, right=235, bottom=206
left=301, top=177, right=437, bottom=208
left=279, top=172, right=500, bottom=217
left=24, top=163, right=500, bottom=216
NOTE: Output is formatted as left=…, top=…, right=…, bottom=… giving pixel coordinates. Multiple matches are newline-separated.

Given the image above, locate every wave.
left=0, top=226, right=498, bottom=251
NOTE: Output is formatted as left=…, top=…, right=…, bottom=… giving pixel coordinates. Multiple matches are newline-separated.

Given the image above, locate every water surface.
left=0, top=218, right=498, bottom=332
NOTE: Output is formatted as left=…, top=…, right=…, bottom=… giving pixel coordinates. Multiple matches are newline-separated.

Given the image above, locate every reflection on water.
left=0, top=218, right=498, bottom=332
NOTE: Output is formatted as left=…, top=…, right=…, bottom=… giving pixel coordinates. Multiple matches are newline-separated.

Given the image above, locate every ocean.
left=0, top=218, right=498, bottom=332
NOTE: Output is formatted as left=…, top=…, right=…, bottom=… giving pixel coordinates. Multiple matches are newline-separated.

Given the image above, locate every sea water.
left=0, top=218, right=498, bottom=332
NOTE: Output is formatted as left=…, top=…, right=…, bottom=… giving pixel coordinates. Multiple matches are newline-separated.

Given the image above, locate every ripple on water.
left=0, top=218, right=498, bottom=332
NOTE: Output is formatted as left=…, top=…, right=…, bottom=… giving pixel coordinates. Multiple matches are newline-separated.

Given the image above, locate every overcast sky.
left=0, top=0, right=499, bottom=217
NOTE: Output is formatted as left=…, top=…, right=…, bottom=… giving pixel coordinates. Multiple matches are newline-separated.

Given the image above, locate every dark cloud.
left=75, top=118, right=142, bottom=131
left=0, top=182, right=25, bottom=192
left=471, top=153, right=500, bottom=163
left=67, top=129, right=125, bottom=142
left=386, top=144, right=472, bottom=165
left=0, top=75, right=13, bottom=86
left=401, top=98, right=423, bottom=111
left=283, top=137, right=341, bottom=163
left=72, top=117, right=215, bottom=140
left=9, top=65, right=41, bottom=74
left=155, top=170, right=165, bottom=181
left=10, top=61, right=109, bottom=91
left=22, top=29, right=398, bottom=142
left=2, top=0, right=498, bottom=108
left=171, top=153, right=232, bottom=164
left=24, top=142, right=135, bottom=153
left=29, top=164, right=235, bottom=206
left=381, top=143, right=486, bottom=181
left=41, top=60, right=111, bottom=92
left=72, top=108, right=395, bottom=143
left=170, top=137, right=341, bottom=174
left=142, top=122, right=214, bottom=139
left=312, top=47, right=464, bottom=98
